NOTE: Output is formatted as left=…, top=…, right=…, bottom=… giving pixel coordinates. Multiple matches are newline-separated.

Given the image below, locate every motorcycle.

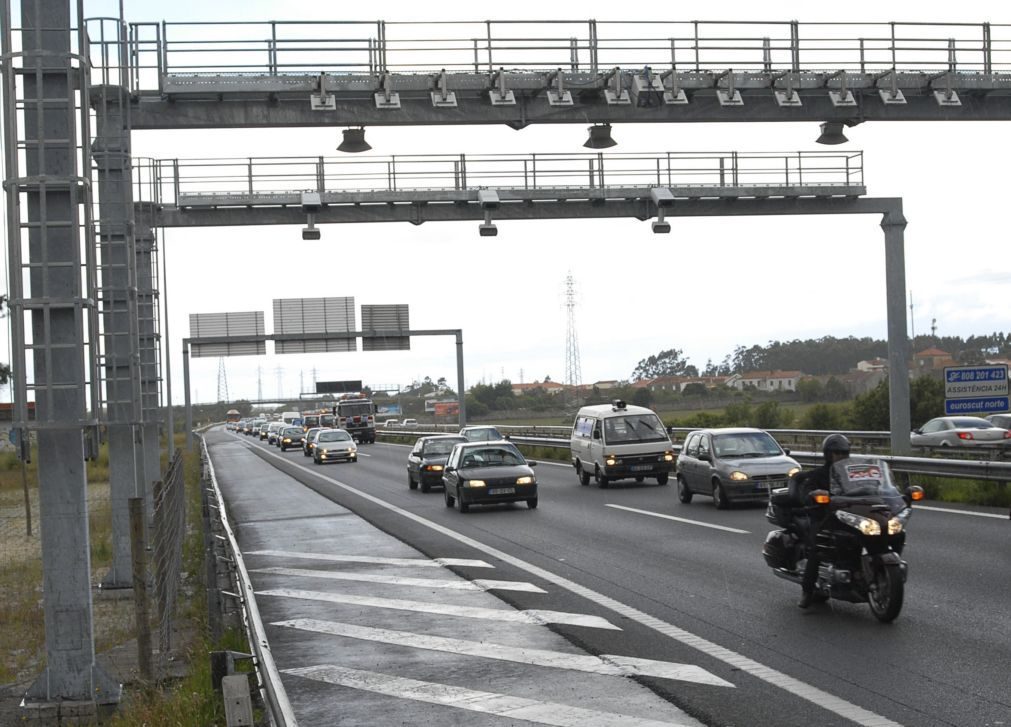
left=763, top=457, right=924, bottom=623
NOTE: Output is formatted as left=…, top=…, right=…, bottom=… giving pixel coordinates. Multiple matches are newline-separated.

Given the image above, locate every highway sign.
left=943, top=364, right=1009, bottom=415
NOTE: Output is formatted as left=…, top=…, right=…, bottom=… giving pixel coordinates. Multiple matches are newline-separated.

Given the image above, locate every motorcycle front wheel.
left=868, top=563, right=904, bottom=623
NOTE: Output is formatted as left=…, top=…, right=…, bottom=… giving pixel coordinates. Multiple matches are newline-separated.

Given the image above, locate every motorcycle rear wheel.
left=868, top=563, right=904, bottom=623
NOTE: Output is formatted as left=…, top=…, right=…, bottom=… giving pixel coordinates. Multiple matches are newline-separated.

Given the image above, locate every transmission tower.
left=216, top=358, right=229, bottom=403
left=564, top=272, right=582, bottom=387
left=275, top=366, right=284, bottom=399
left=256, top=365, right=263, bottom=401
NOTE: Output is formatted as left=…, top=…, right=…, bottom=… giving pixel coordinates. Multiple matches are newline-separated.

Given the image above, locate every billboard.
left=316, top=380, right=363, bottom=394
left=433, top=401, right=460, bottom=417
left=189, top=311, right=266, bottom=358
left=273, top=297, right=356, bottom=354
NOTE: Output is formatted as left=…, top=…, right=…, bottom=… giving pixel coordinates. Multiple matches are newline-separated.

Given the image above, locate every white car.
left=313, top=428, right=358, bottom=464
left=402, top=418, right=419, bottom=427
left=911, top=416, right=1011, bottom=448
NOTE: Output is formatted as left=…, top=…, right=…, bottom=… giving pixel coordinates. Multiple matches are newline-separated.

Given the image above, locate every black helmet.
left=821, top=433, right=851, bottom=462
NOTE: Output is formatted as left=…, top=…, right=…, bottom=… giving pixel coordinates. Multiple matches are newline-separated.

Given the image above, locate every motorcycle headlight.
left=836, top=510, right=881, bottom=536
left=888, top=507, right=913, bottom=535
left=729, top=471, right=749, bottom=481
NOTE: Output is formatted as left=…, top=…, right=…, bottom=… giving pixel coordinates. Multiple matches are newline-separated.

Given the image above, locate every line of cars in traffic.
left=232, top=416, right=359, bottom=465
left=232, top=405, right=1011, bottom=515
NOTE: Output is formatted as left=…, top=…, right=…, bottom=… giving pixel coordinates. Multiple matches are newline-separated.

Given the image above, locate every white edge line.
left=239, top=437, right=902, bottom=727
left=605, top=504, right=750, bottom=534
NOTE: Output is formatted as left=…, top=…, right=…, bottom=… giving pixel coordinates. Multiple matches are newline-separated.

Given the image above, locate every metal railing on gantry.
left=116, top=19, right=1011, bottom=86
left=134, top=150, right=865, bottom=209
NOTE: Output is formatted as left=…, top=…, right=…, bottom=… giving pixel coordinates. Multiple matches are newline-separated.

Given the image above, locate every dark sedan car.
left=407, top=435, right=468, bottom=492
left=278, top=427, right=305, bottom=451
left=442, top=441, right=538, bottom=513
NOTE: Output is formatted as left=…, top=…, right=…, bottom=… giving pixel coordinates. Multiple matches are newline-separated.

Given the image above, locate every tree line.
left=632, top=332, right=1011, bottom=380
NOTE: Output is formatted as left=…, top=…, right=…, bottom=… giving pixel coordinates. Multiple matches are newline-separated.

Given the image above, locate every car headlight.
left=836, top=510, right=881, bottom=536
left=425, top=465, right=444, bottom=472
left=605, top=456, right=617, bottom=466
left=320, top=449, right=329, bottom=455
left=516, top=476, right=534, bottom=485
left=787, top=466, right=800, bottom=478
left=729, top=471, right=749, bottom=481
left=282, top=438, right=290, bottom=443
left=662, top=451, right=674, bottom=462
left=466, top=479, right=486, bottom=488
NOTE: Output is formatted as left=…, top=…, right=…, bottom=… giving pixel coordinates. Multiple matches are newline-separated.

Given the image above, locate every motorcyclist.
left=791, top=433, right=851, bottom=609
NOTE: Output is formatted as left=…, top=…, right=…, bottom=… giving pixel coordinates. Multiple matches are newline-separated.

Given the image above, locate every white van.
left=570, top=400, right=674, bottom=488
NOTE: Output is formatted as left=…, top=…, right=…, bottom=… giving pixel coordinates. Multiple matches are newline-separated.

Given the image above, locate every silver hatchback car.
left=676, top=427, right=800, bottom=509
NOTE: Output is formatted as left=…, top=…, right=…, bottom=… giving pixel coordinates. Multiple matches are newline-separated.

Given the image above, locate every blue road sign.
left=944, top=396, right=1010, bottom=415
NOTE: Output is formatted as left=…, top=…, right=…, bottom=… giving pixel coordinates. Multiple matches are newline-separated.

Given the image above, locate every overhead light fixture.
left=337, top=127, right=371, bottom=153
left=815, top=121, right=848, bottom=145
left=583, top=123, right=617, bottom=149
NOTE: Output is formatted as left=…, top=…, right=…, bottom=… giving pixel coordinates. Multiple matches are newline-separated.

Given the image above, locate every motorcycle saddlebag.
left=763, top=529, right=797, bottom=570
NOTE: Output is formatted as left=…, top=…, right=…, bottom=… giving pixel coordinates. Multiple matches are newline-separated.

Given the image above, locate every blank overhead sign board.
left=362, top=304, right=410, bottom=351
left=189, top=311, right=265, bottom=357
left=273, top=297, right=356, bottom=354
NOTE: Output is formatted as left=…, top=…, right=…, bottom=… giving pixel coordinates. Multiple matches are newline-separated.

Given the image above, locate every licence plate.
left=631, top=465, right=652, bottom=472
left=488, top=487, right=515, bottom=495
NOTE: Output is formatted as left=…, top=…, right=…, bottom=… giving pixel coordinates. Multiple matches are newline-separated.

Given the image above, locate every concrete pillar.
left=882, top=205, right=912, bottom=455
left=13, top=0, right=118, bottom=704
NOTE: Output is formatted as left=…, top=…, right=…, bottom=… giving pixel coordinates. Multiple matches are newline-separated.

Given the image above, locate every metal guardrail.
left=200, top=435, right=297, bottom=727
left=376, top=429, right=1011, bottom=482
left=134, top=151, right=864, bottom=208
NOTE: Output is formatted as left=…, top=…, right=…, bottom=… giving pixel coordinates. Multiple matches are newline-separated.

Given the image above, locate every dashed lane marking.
left=247, top=549, right=494, bottom=569
left=283, top=665, right=703, bottom=727
left=274, top=619, right=733, bottom=687
left=914, top=504, right=1008, bottom=519
left=605, top=504, right=751, bottom=534
left=257, top=588, right=620, bottom=630
left=251, top=566, right=547, bottom=593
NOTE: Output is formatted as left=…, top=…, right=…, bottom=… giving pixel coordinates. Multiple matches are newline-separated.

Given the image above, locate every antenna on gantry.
left=564, top=272, right=582, bottom=387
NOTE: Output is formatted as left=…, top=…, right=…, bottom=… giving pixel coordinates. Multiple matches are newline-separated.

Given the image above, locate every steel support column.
left=183, top=340, right=193, bottom=450
left=882, top=206, right=912, bottom=455
left=5, top=0, right=118, bottom=705
left=135, top=211, right=162, bottom=506
left=455, top=330, right=467, bottom=427
left=93, top=85, right=145, bottom=588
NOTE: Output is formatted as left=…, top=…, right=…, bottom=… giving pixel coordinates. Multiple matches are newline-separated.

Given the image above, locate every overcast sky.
left=3, top=1, right=1011, bottom=404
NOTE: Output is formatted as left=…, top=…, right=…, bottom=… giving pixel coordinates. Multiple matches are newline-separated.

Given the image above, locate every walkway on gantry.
left=138, top=150, right=870, bottom=231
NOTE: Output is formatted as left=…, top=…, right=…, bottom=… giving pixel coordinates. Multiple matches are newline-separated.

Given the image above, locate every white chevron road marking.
left=247, top=549, right=493, bottom=568
left=251, top=566, right=546, bottom=593
left=257, top=588, right=620, bottom=629
left=283, top=665, right=704, bottom=727
left=274, top=619, right=733, bottom=687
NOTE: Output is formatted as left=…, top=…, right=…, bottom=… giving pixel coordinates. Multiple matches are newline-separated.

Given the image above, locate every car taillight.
left=957, top=432, right=974, bottom=440
left=1004, top=431, right=1011, bottom=439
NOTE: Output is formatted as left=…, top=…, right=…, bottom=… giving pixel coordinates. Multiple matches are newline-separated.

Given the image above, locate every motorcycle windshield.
left=829, top=458, right=902, bottom=498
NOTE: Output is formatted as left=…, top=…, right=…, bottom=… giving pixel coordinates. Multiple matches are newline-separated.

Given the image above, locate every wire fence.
left=152, top=448, right=186, bottom=662
left=0, top=443, right=189, bottom=687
